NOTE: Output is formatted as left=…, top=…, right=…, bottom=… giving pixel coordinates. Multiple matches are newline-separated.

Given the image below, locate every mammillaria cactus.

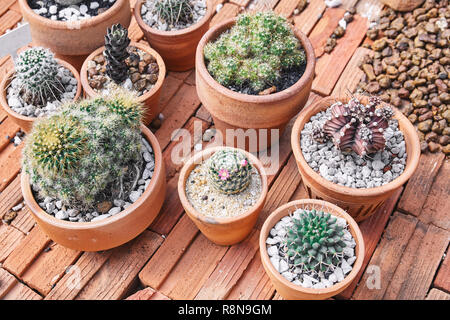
left=203, top=11, right=306, bottom=93
left=207, top=149, right=252, bottom=195
left=284, top=209, right=347, bottom=274
left=104, top=24, right=131, bottom=83
left=23, top=89, right=143, bottom=209
left=314, top=97, right=394, bottom=157
left=14, top=47, right=63, bottom=106
left=155, top=0, right=195, bottom=26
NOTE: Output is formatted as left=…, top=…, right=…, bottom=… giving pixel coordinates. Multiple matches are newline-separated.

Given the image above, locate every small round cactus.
left=284, top=209, right=347, bottom=274
left=14, top=47, right=62, bottom=106
left=23, top=89, right=144, bottom=209
left=207, top=149, right=252, bottom=194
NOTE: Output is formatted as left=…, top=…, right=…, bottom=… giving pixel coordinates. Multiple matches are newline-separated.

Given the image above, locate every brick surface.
left=0, top=142, right=23, bottom=191
left=434, top=247, right=450, bottom=293
left=426, top=288, right=450, bottom=300
left=0, top=223, right=25, bottom=262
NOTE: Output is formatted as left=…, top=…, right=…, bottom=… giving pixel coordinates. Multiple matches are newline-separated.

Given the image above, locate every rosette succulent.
left=313, top=97, right=394, bottom=157
left=207, top=149, right=252, bottom=194
left=284, top=209, right=347, bottom=273
left=104, top=24, right=131, bottom=83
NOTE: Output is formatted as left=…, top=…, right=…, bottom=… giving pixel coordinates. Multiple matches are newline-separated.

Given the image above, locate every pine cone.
left=104, top=24, right=130, bottom=83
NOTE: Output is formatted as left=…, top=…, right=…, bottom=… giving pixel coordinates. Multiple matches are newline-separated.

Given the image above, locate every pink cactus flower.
left=241, top=159, right=248, bottom=167
left=218, top=168, right=230, bottom=180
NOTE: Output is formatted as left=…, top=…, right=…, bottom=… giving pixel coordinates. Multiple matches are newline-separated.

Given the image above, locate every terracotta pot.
left=134, top=0, right=214, bottom=71
left=195, top=18, right=316, bottom=152
left=18, top=0, right=131, bottom=71
left=291, top=95, right=421, bottom=222
left=259, top=199, right=365, bottom=300
left=80, top=42, right=166, bottom=126
left=178, top=146, right=268, bottom=245
left=381, top=0, right=425, bottom=11
left=0, top=58, right=82, bottom=133
left=21, top=125, right=166, bottom=252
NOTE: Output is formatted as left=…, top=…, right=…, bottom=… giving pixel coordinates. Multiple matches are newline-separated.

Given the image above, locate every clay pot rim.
left=18, top=0, right=126, bottom=29
left=259, top=199, right=365, bottom=296
left=80, top=41, right=166, bottom=103
left=134, top=0, right=214, bottom=37
left=21, top=124, right=164, bottom=230
left=0, top=57, right=82, bottom=124
left=178, top=146, right=268, bottom=224
left=291, top=95, right=421, bottom=197
left=195, top=17, right=316, bottom=103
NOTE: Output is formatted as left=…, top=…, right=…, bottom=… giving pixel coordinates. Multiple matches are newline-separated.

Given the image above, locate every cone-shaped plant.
left=23, top=89, right=143, bottom=209
left=104, top=24, right=131, bottom=83
left=14, top=47, right=63, bottom=106
left=207, top=149, right=252, bottom=194
left=155, top=0, right=194, bottom=26
left=284, top=209, right=347, bottom=274
left=314, top=97, right=394, bottom=157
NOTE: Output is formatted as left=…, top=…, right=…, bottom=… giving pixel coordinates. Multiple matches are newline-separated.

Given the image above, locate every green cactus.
left=284, top=209, right=347, bottom=273
left=104, top=24, right=130, bottom=83
left=203, top=11, right=306, bottom=93
left=23, top=89, right=144, bottom=209
left=154, top=0, right=195, bottom=26
left=14, top=47, right=63, bottom=106
left=207, top=149, right=252, bottom=195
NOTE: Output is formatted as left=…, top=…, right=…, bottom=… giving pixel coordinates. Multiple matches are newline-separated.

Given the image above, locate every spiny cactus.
left=203, top=11, right=306, bottom=93
left=207, top=149, right=252, bottom=194
left=54, top=0, right=83, bottom=6
left=104, top=24, right=131, bottom=84
left=23, top=89, right=144, bottom=209
left=315, top=97, right=394, bottom=157
left=14, top=47, right=63, bottom=106
left=155, top=0, right=194, bottom=26
left=284, top=209, right=347, bottom=273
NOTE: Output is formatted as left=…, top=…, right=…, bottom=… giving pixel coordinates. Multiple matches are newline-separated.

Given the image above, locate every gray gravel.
left=300, top=107, right=407, bottom=188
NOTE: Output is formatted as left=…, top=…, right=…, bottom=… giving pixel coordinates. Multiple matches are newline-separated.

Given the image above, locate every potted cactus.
left=134, top=0, right=214, bottom=71
left=0, top=47, right=81, bottom=133
left=196, top=11, right=315, bottom=152
left=178, top=146, right=268, bottom=245
left=80, top=24, right=166, bottom=125
left=260, top=199, right=365, bottom=300
left=18, top=0, right=132, bottom=70
left=21, top=89, right=166, bottom=251
left=291, top=95, right=421, bottom=222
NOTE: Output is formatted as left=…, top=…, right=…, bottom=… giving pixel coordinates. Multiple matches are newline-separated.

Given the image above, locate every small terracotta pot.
left=0, top=58, right=82, bottom=133
left=134, top=0, right=214, bottom=71
left=381, top=0, right=425, bottom=11
left=195, top=18, right=316, bottom=152
left=259, top=199, right=365, bottom=300
left=21, top=125, right=166, bottom=252
left=178, top=146, right=268, bottom=246
left=18, top=0, right=131, bottom=71
left=291, top=95, right=421, bottom=222
left=80, top=42, right=166, bottom=126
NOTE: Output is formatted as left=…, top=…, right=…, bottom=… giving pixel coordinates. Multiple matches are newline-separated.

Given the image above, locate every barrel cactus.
left=23, top=89, right=143, bottom=210
left=314, top=96, right=394, bottom=157
left=203, top=11, right=306, bottom=93
left=104, top=24, right=131, bottom=84
left=207, top=149, right=252, bottom=194
left=284, top=209, right=347, bottom=273
left=14, top=47, right=63, bottom=106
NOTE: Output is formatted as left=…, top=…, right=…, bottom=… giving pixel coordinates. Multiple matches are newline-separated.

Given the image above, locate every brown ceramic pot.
left=134, top=0, right=214, bottom=71
left=260, top=199, right=365, bottom=300
left=80, top=42, right=166, bottom=126
left=195, top=18, right=316, bottom=152
left=0, top=58, right=82, bottom=133
left=21, top=125, right=166, bottom=252
left=18, top=0, right=131, bottom=71
left=291, top=95, right=421, bottom=222
left=381, top=0, right=425, bottom=11
left=178, top=146, right=268, bottom=245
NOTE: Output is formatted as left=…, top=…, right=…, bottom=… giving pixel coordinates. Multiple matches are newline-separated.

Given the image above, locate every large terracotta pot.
left=80, top=42, right=166, bottom=126
left=178, top=146, right=268, bottom=245
left=259, top=199, right=365, bottom=300
left=21, top=125, right=166, bottom=252
left=18, top=0, right=132, bottom=70
left=134, top=0, right=214, bottom=71
left=381, top=0, right=424, bottom=11
left=0, top=58, right=82, bottom=133
left=291, top=96, right=421, bottom=222
left=195, top=18, right=316, bottom=152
